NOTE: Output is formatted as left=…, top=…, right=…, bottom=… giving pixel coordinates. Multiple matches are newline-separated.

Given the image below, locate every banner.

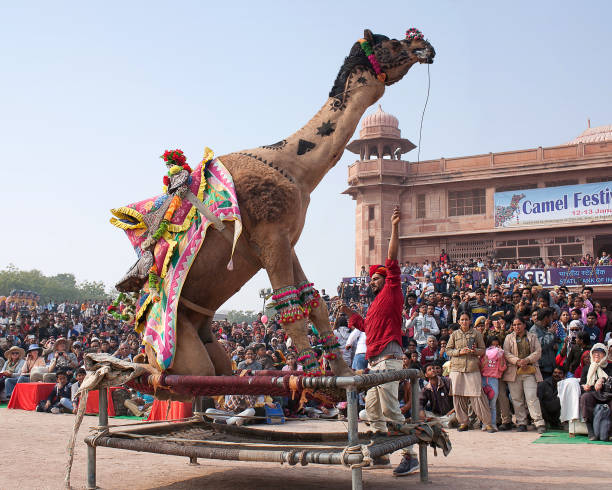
left=494, top=181, right=612, bottom=228
left=472, top=266, right=612, bottom=287
left=342, top=274, right=416, bottom=284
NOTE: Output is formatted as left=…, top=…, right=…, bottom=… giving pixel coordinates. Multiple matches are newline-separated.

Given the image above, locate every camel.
left=142, top=29, right=435, bottom=381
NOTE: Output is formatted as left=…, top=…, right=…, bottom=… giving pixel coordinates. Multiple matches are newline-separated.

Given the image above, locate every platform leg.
left=346, top=388, right=363, bottom=490
left=99, top=388, right=109, bottom=428
left=189, top=456, right=200, bottom=465
left=87, top=444, right=96, bottom=489
left=411, top=377, right=420, bottom=423
left=419, top=442, right=428, bottom=482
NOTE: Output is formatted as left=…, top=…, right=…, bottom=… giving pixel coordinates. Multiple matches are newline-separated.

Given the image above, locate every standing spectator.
left=503, top=316, right=546, bottom=433
left=468, top=289, right=489, bottom=323
left=480, top=336, right=507, bottom=431
left=408, top=303, right=439, bottom=352
left=446, top=311, right=495, bottom=432
left=583, top=312, right=601, bottom=346
left=529, top=308, right=558, bottom=379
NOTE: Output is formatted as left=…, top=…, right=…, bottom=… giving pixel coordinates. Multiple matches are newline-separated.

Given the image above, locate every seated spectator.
left=36, top=370, right=72, bottom=413
left=419, top=363, right=454, bottom=426
left=124, top=389, right=155, bottom=418
left=0, top=346, right=25, bottom=401
left=537, top=366, right=564, bottom=429
left=562, top=331, right=590, bottom=376
left=255, top=343, right=275, bottom=370
left=4, top=344, right=46, bottom=399
left=236, top=348, right=262, bottom=371
left=579, top=343, right=612, bottom=440
left=47, top=337, right=78, bottom=381
left=113, top=342, right=133, bottom=361
left=420, top=336, right=439, bottom=366
left=70, top=367, right=87, bottom=413
left=282, top=352, right=303, bottom=372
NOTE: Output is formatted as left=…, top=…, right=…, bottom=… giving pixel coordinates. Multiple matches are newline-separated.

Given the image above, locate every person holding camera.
left=446, top=311, right=495, bottom=432
left=47, top=337, right=78, bottom=382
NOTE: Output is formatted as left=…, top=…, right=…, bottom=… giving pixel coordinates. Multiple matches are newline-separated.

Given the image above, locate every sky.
left=1, top=1, right=611, bottom=311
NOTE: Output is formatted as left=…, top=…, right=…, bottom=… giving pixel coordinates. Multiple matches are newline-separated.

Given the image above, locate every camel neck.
left=244, top=68, right=385, bottom=193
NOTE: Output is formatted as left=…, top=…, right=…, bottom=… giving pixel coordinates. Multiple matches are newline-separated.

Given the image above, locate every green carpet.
left=112, top=415, right=144, bottom=420
left=534, top=430, right=612, bottom=445
left=0, top=402, right=7, bottom=408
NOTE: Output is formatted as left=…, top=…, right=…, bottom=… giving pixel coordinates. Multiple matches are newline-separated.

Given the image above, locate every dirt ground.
left=1, top=407, right=611, bottom=490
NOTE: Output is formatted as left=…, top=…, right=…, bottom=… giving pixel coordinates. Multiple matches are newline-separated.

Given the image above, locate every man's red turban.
left=369, top=264, right=387, bottom=278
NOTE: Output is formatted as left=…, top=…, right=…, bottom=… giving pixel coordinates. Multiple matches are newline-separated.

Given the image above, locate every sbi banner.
left=494, top=181, right=612, bottom=228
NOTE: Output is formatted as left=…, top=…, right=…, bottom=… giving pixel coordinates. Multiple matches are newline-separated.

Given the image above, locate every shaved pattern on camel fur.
left=142, top=29, right=436, bottom=389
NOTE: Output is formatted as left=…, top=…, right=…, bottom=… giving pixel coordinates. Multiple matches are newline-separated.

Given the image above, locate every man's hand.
left=388, top=206, right=400, bottom=261
left=391, top=207, right=401, bottom=226
left=582, top=384, right=592, bottom=391
left=595, top=378, right=605, bottom=392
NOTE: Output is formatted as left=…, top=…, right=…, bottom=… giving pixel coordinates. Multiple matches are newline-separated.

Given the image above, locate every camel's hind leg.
left=292, top=251, right=353, bottom=376
left=168, top=306, right=216, bottom=376
left=198, top=316, right=233, bottom=375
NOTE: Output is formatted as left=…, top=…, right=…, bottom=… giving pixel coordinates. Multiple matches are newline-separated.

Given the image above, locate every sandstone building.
left=344, top=106, right=612, bottom=271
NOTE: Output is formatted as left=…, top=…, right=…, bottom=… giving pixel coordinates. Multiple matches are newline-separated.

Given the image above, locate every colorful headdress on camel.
left=405, top=28, right=424, bottom=42
left=369, top=264, right=387, bottom=278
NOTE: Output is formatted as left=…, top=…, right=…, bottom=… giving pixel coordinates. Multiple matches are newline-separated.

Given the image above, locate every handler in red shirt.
left=340, top=207, right=418, bottom=476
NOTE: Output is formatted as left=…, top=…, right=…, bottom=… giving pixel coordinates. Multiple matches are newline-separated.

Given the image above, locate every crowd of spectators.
left=1, top=249, right=612, bottom=438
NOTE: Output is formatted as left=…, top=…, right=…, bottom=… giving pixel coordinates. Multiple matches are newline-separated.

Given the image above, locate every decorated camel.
left=110, top=28, right=435, bottom=385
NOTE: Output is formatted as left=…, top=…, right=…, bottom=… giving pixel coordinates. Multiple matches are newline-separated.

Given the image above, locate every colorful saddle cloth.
left=110, top=149, right=241, bottom=371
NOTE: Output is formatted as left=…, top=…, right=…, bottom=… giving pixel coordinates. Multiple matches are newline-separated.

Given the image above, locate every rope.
left=110, top=431, right=343, bottom=450
left=416, top=63, right=431, bottom=164
left=340, top=441, right=373, bottom=469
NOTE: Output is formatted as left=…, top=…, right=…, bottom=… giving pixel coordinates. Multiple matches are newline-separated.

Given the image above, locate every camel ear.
left=364, top=29, right=374, bottom=44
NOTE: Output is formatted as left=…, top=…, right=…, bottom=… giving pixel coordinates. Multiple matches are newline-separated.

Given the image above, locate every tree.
left=0, top=264, right=111, bottom=302
left=225, top=310, right=259, bottom=324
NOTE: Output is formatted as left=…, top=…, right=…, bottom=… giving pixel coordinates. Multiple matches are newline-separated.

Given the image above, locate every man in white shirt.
left=407, top=303, right=440, bottom=352
left=345, top=328, right=367, bottom=370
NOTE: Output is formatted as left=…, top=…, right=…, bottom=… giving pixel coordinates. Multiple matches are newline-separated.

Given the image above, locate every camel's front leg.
left=292, top=251, right=353, bottom=376
left=256, top=237, right=320, bottom=374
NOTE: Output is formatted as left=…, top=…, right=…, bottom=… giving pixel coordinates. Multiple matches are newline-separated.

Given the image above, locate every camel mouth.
left=414, top=49, right=435, bottom=64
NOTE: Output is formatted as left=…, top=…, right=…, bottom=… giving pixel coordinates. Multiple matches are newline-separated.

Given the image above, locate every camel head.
left=329, top=28, right=435, bottom=97
left=368, top=28, right=436, bottom=85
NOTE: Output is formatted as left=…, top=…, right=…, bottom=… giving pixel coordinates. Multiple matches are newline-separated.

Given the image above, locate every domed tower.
left=344, top=106, right=415, bottom=274
left=346, top=105, right=415, bottom=160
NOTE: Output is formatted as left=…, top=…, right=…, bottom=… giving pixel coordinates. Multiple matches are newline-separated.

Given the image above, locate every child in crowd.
left=480, top=336, right=507, bottom=431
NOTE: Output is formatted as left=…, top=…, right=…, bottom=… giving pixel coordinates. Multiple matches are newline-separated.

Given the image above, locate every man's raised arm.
left=388, top=206, right=400, bottom=261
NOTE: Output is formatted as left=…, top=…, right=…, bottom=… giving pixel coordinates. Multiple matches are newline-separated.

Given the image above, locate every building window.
left=447, top=240, right=493, bottom=261
left=368, top=236, right=375, bottom=250
left=368, top=206, right=375, bottom=221
left=448, top=189, right=486, bottom=216
left=416, top=194, right=426, bottom=219
left=586, top=176, right=612, bottom=183
left=545, top=180, right=578, bottom=187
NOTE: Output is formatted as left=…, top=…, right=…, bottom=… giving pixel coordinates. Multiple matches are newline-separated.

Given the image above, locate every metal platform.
left=84, top=369, right=437, bottom=490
